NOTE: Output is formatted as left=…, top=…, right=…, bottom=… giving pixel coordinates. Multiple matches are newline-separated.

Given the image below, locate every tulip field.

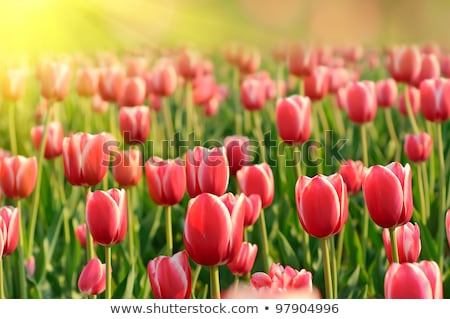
left=0, top=40, right=450, bottom=301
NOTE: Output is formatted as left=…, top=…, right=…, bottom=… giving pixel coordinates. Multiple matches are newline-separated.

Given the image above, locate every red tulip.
left=412, top=54, right=441, bottom=87
left=344, top=81, right=377, bottom=124
left=75, top=67, right=99, bottom=97
left=420, top=78, right=450, bottom=122
left=304, top=66, right=330, bottom=101
left=112, top=149, right=143, bottom=188
left=375, top=79, right=398, bottom=108
left=119, top=106, right=150, bottom=144
left=404, top=132, right=432, bottom=163
left=118, top=76, right=146, bottom=107
left=0, top=206, right=20, bottom=256
left=384, top=261, right=443, bottom=299
left=237, top=163, right=274, bottom=208
left=75, top=223, right=88, bottom=248
left=382, top=222, right=421, bottom=264
left=183, top=193, right=245, bottom=266
left=286, top=45, right=317, bottom=77
left=86, top=188, right=127, bottom=246
left=342, top=44, right=364, bottom=63
left=149, top=58, right=177, bottom=97
left=276, top=95, right=311, bottom=145
left=227, top=242, right=258, bottom=276
left=91, top=95, right=109, bottom=114
left=440, top=54, right=450, bottom=78
left=98, top=67, right=125, bottom=103
left=398, top=85, right=421, bottom=117
left=30, top=121, right=64, bottom=159
left=25, top=256, right=35, bottom=277
left=224, top=135, right=251, bottom=175
left=148, top=93, right=162, bottom=112
left=2, top=68, right=26, bottom=102
left=250, top=263, right=313, bottom=294
left=363, top=162, right=413, bottom=228
left=40, top=61, right=71, bottom=101
left=338, top=160, right=365, bottom=195
left=202, top=94, right=220, bottom=117
left=62, top=133, right=109, bottom=187
left=295, top=173, right=348, bottom=238
left=125, top=56, right=148, bottom=77
left=185, top=146, right=229, bottom=198
left=178, top=50, right=200, bottom=80
left=388, top=46, right=421, bottom=83
left=220, top=192, right=261, bottom=227
left=328, top=67, right=351, bottom=93
left=78, top=258, right=106, bottom=296
left=192, top=75, right=216, bottom=105
left=237, top=48, right=261, bottom=74
left=147, top=251, right=191, bottom=299
left=240, top=78, right=266, bottom=111
left=0, top=156, right=37, bottom=199
left=446, top=210, right=450, bottom=248
left=145, top=157, right=186, bottom=206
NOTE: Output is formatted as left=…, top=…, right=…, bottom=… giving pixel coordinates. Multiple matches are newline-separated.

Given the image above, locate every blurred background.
left=0, top=0, right=449, bottom=55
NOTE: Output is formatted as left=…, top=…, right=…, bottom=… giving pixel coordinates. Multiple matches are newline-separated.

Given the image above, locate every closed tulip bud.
left=286, top=45, right=317, bottom=77
left=250, top=263, right=313, bottom=294
left=202, top=94, right=220, bottom=117
left=220, top=193, right=261, bottom=228
left=328, top=67, right=351, bottom=93
left=238, top=48, right=261, bottom=74
left=62, top=133, right=109, bottom=187
left=75, top=67, right=99, bottom=97
left=112, top=149, right=142, bottom=188
left=342, top=44, right=364, bottom=63
left=192, top=75, right=216, bottom=105
left=446, top=210, right=450, bottom=248
left=388, top=47, right=421, bottom=83
left=25, top=256, right=35, bottom=277
left=276, top=95, right=311, bottom=145
left=295, top=173, right=348, bottom=238
left=119, top=106, right=150, bottom=144
left=118, top=76, right=146, bottom=107
left=412, top=54, right=441, bottom=87
left=40, top=61, right=71, bottom=101
left=237, top=163, right=274, bottom=208
left=197, top=59, right=214, bottom=76
left=336, top=87, right=347, bottom=110
left=363, top=162, right=413, bottom=228
left=98, top=68, right=125, bottom=102
left=92, top=95, right=109, bottom=114
left=185, top=146, right=229, bottom=198
left=147, top=251, right=191, bottom=299
left=227, top=242, right=258, bottom=276
left=375, top=79, right=398, bottom=108
left=145, top=157, right=186, bottom=206
left=440, top=54, right=450, bottom=78
left=304, top=66, right=330, bottom=101
left=384, top=261, right=443, bottom=299
left=78, top=258, right=107, bottom=296
left=224, top=135, right=251, bottom=175
left=0, top=156, right=37, bottom=199
left=86, top=188, right=127, bottom=246
left=2, top=68, right=26, bottom=102
left=183, top=193, right=245, bottom=266
left=0, top=206, right=20, bottom=256
left=382, top=222, right=421, bottom=264
left=150, top=58, right=177, bottom=97
left=420, top=78, right=450, bottom=122
left=148, top=93, right=162, bottom=112
left=338, top=160, right=365, bottom=195
left=398, top=85, right=421, bottom=117
left=178, top=50, right=200, bottom=80
left=240, top=78, right=266, bottom=111
left=75, top=223, right=88, bottom=248
left=126, top=56, right=148, bottom=77
left=404, top=132, right=432, bottom=163
left=30, top=121, right=64, bottom=159
left=344, top=81, right=377, bottom=124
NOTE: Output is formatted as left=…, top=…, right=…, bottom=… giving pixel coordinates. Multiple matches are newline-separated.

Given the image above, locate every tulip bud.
left=412, top=54, right=441, bottom=87
left=119, top=106, right=150, bottom=144
left=240, top=78, right=266, bottom=111
left=328, top=67, right=351, bottom=93
left=227, top=242, right=258, bottom=276
left=150, top=58, right=177, bottom=97
left=192, top=75, right=216, bottom=105
left=384, top=261, right=443, bottom=299
left=344, top=81, right=377, bottom=124
left=304, top=66, right=330, bottom=101
left=118, top=76, right=147, bottom=107
left=375, top=79, right=398, bottom=108
left=40, top=61, right=71, bottom=101
left=398, top=85, right=421, bottom=117
left=0, top=156, right=37, bottom=199
left=2, top=68, right=26, bottom=102
left=419, top=78, right=450, bottom=122
left=30, top=121, right=64, bottom=159
left=446, top=210, right=450, bottom=248
left=237, top=48, right=261, bottom=75
left=404, top=132, right=432, bottom=163
left=388, top=47, right=421, bottom=83
left=286, top=45, right=317, bottom=77
left=178, top=50, right=200, bottom=79
left=78, top=258, right=107, bottom=296
left=145, top=157, right=186, bottom=206
left=382, top=222, right=421, bottom=263
left=75, top=223, right=88, bottom=248
left=86, top=188, right=127, bottom=246
left=98, top=68, right=125, bottom=102
left=92, top=95, right=109, bottom=114
left=0, top=206, right=20, bottom=256
left=295, top=173, right=348, bottom=238
left=148, top=93, right=162, bottom=112
left=126, top=56, right=148, bottom=77
left=185, top=146, right=229, bottom=198
left=112, top=149, right=143, bottom=188
left=224, top=135, right=251, bottom=175
left=276, top=95, right=311, bottom=145
left=237, top=163, right=274, bottom=208
left=147, top=251, right=191, bottom=299
left=25, top=256, right=35, bottom=277
left=338, top=160, right=365, bottom=195
left=363, top=162, right=413, bottom=228
left=76, top=67, right=99, bottom=97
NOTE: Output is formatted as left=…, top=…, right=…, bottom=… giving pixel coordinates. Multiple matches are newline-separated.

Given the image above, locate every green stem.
left=404, top=86, right=420, bottom=134
left=126, top=188, right=135, bottom=266
left=244, top=110, right=252, bottom=136
left=253, top=112, right=266, bottom=162
left=191, top=264, right=202, bottom=297
left=234, top=275, right=240, bottom=294
left=435, top=123, right=446, bottom=269
left=8, top=102, right=18, bottom=154
left=316, top=101, right=330, bottom=132
left=298, top=77, right=304, bottom=96
left=421, top=163, right=431, bottom=221
left=294, top=145, right=302, bottom=177
left=360, top=124, right=369, bottom=262
left=27, top=103, right=53, bottom=258
left=336, top=225, right=345, bottom=275
left=0, top=258, right=4, bottom=299
left=185, top=81, right=193, bottom=139
left=84, top=97, right=92, bottom=133
left=85, top=187, right=95, bottom=261
left=384, top=109, right=400, bottom=161
left=329, top=237, right=338, bottom=298
left=17, top=200, right=27, bottom=298
left=105, top=246, right=112, bottom=299
left=209, top=266, right=220, bottom=299
left=162, top=97, right=174, bottom=145
left=389, top=227, right=399, bottom=263
left=109, top=103, right=117, bottom=139
left=165, top=205, right=173, bottom=256
left=321, top=238, right=333, bottom=299
left=258, top=208, right=270, bottom=273
left=417, top=163, right=427, bottom=225
left=332, top=100, right=345, bottom=137
left=233, top=67, right=243, bottom=135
